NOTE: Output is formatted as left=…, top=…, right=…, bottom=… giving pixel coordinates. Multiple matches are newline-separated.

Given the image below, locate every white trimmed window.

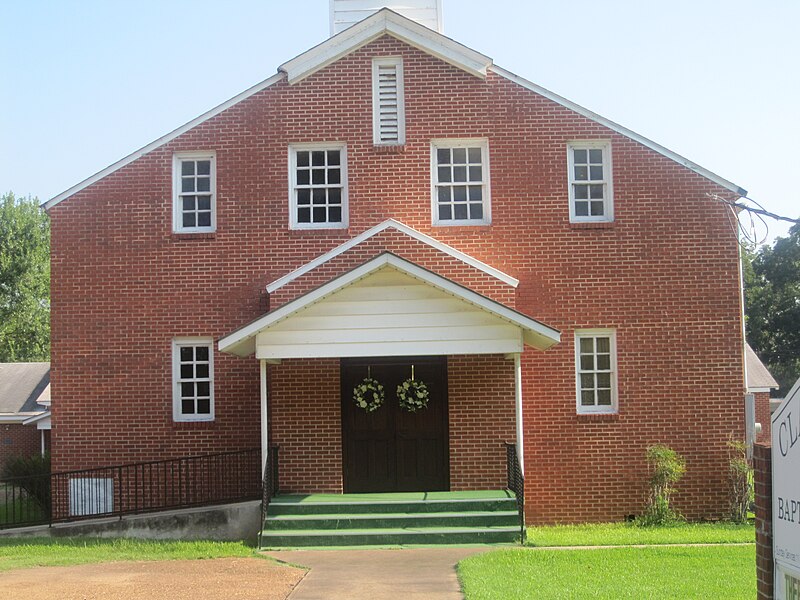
left=431, top=140, right=490, bottom=225
left=172, top=338, right=214, bottom=422
left=575, top=330, right=618, bottom=414
left=372, top=57, right=405, bottom=145
left=289, top=145, right=348, bottom=229
left=173, top=153, right=216, bottom=233
left=567, top=142, right=613, bottom=222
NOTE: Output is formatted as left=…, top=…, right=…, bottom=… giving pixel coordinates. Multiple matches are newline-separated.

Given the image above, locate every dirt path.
left=0, top=557, right=306, bottom=600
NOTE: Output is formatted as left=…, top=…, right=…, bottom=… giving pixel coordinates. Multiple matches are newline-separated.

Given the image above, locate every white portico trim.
left=221, top=252, right=559, bottom=477
left=220, top=252, right=558, bottom=358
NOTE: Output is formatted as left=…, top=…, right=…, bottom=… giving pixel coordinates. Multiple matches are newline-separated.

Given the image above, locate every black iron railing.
left=257, top=445, right=279, bottom=548
left=505, top=442, right=525, bottom=543
left=0, top=448, right=261, bottom=530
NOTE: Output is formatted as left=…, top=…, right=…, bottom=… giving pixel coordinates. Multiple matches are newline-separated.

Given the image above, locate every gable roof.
left=745, top=343, right=779, bottom=391
left=0, top=362, right=50, bottom=416
left=266, top=218, right=519, bottom=293
left=44, top=9, right=745, bottom=211
left=491, top=66, right=747, bottom=196
left=43, top=72, right=285, bottom=210
left=281, top=8, right=491, bottom=83
left=220, top=252, right=560, bottom=357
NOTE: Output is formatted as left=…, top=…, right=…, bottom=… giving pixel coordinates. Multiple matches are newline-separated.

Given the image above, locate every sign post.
left=773, top=378, right=800, bottom=599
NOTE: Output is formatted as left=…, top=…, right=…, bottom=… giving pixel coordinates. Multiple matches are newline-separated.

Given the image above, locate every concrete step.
left=267, top=497, right=517, bottom=516
left=260, top=491, right=522, bottom=549
left=265, top=510, right=519, bottom=530
left=259, top=525, right=520, bottom=548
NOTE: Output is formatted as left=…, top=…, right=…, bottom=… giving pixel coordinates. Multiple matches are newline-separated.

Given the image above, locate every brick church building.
left=45, top=1, right=751, bottom=525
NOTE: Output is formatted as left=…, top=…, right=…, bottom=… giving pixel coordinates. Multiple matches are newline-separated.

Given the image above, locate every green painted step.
left=265, top=510, right=519, bottom=530
left=260, top=526, right=520, bottom=548
left=267, top=497, right=517, bottom=516
left=273, top=491, right=513, bottom=502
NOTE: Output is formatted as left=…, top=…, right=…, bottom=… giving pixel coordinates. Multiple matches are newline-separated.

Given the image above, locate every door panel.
left=341, top=357, right=448, bottom=493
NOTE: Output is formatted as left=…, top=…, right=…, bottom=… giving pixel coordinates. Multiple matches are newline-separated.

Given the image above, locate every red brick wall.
left=755, top=391, right=772, bottom=444
left=269, top=359, right=343, bottom=494
left=754, top=443, right=773, bottom=600
left=266, top=355, right=515, bottom=494
left=448, top=355, right=515, bottom=490
left=49, top=35, right=744, bottom=522
left=0, top=424, right=41, bottom=470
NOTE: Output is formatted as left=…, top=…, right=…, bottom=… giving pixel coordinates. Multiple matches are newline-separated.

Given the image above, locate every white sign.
left=773, top=378, right=800, bottom=599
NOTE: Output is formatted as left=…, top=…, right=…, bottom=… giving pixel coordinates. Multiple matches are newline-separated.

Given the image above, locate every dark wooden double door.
left=341, top=357, right=449, bottom=493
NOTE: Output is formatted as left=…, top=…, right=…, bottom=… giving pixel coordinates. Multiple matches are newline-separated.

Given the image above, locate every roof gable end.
left=279, top=8, right=492, bottom=84
left=266, top=218, right=519, bottom=293
left=491, top=66, right=747, bottom=196
left=220, top=252, right=559, bottom=357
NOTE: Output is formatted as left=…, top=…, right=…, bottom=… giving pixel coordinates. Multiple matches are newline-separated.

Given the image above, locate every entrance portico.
left=219, top=251, right=560, bottom=494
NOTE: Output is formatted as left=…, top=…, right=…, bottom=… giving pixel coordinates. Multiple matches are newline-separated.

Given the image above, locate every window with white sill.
left=567, top=142, right=613, bottom=222
left=172, top=338, right=214, bottom=422
left=575, top=329, right=618, bottom=414
left=431, top=140, right=490, bottom=225
left=173, top=153, right=216, bottom=233
left=289, top=145, right=348, bottom=229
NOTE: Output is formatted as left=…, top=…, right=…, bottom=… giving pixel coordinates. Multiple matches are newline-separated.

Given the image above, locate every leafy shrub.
left=637, top=445, right=686, bottom=526
left=727, top=437, right=753, bottom=523
left=1, top=453, right=51, bottom=512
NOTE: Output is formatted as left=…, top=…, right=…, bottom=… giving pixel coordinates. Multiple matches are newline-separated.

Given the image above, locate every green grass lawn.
left=526, top=522, right=754, bottom=547
left=459, top=545, right=756, bottom=599
left=0, top=538, right=258, bottom=572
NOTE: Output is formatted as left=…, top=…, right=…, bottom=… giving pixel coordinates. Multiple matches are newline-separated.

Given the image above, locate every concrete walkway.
left=266, top=547, right=490, bottom=599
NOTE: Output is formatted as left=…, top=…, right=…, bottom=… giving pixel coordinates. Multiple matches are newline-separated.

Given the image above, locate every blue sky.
left=1, top=0, right=797, bottom=243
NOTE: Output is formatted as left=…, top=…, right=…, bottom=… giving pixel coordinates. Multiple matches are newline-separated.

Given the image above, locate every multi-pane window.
left=173, top=153, right=215, bottom=233
left=432, top=140, right=490, bottom=225
left=290, top=146, right=348, bottom=229
left=575, top=330, right=617, bottom=414
left=567, top=142, right=613, bottom=222
left=172, top=339, right=214, bottom=422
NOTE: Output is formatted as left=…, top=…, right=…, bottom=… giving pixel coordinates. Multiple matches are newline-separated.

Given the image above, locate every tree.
left=0, top=192, right=50, bottom=361
left=744, top=223, right=800, bottom=396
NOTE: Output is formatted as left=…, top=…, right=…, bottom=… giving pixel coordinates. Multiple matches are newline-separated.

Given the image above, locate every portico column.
left=514, top=352, right=525, bottom=475
left=260, top=359, right=269, bottom=472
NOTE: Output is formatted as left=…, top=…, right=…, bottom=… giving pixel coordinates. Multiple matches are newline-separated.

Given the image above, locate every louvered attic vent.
left=372, top=58, right=405, bottom=145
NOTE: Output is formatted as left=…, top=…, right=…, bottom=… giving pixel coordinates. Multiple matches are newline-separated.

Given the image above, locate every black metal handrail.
left=505, top=442, right=525, bottom=543
left=0, top=448, right=261, bottom=530
left=257, top=445, right=279, bottom=548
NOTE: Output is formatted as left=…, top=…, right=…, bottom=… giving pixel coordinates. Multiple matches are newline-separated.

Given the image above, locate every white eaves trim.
left=265, top=218, right=519, bottom=293
left=280, top=8, right=491, bottom=84
left=44, top=73, right=286, bottom=210
left=220, top=252, right=559, bottom=356
left=22, top=411, right=51, bottom=426
left=491, top=66, right=747, bottom=196
left=0, top=412, right=43, bottom=424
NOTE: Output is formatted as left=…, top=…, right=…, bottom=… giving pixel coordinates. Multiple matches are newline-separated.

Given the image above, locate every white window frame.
left=172, top=337, right=215, bottom=422
left=172, top=152, right=217, bottom=233
left=288, top=143, right=349, bottom=230
left=431, top=139, right=491, bottom=226
left=372, top=56, right=406, bottom=146
left=574, top=329, right=618, bottom=414
left=567, top=141, right=613, bottom=223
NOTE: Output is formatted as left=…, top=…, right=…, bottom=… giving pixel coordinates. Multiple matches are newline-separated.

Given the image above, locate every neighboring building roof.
left=43, top=8, right=746, bottom=211
left=220, top=252, right=561, bottom=357
left=0, top=362, right=50, bottom=416
left=23, top=410, right=51, bottom=430
left=746, top=344, right=779, bottom=392
left=266, top=218, right=519, bottom=293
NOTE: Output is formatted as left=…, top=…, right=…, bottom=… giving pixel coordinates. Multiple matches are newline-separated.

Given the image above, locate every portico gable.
left=219, top=252, right=560, bottom=359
